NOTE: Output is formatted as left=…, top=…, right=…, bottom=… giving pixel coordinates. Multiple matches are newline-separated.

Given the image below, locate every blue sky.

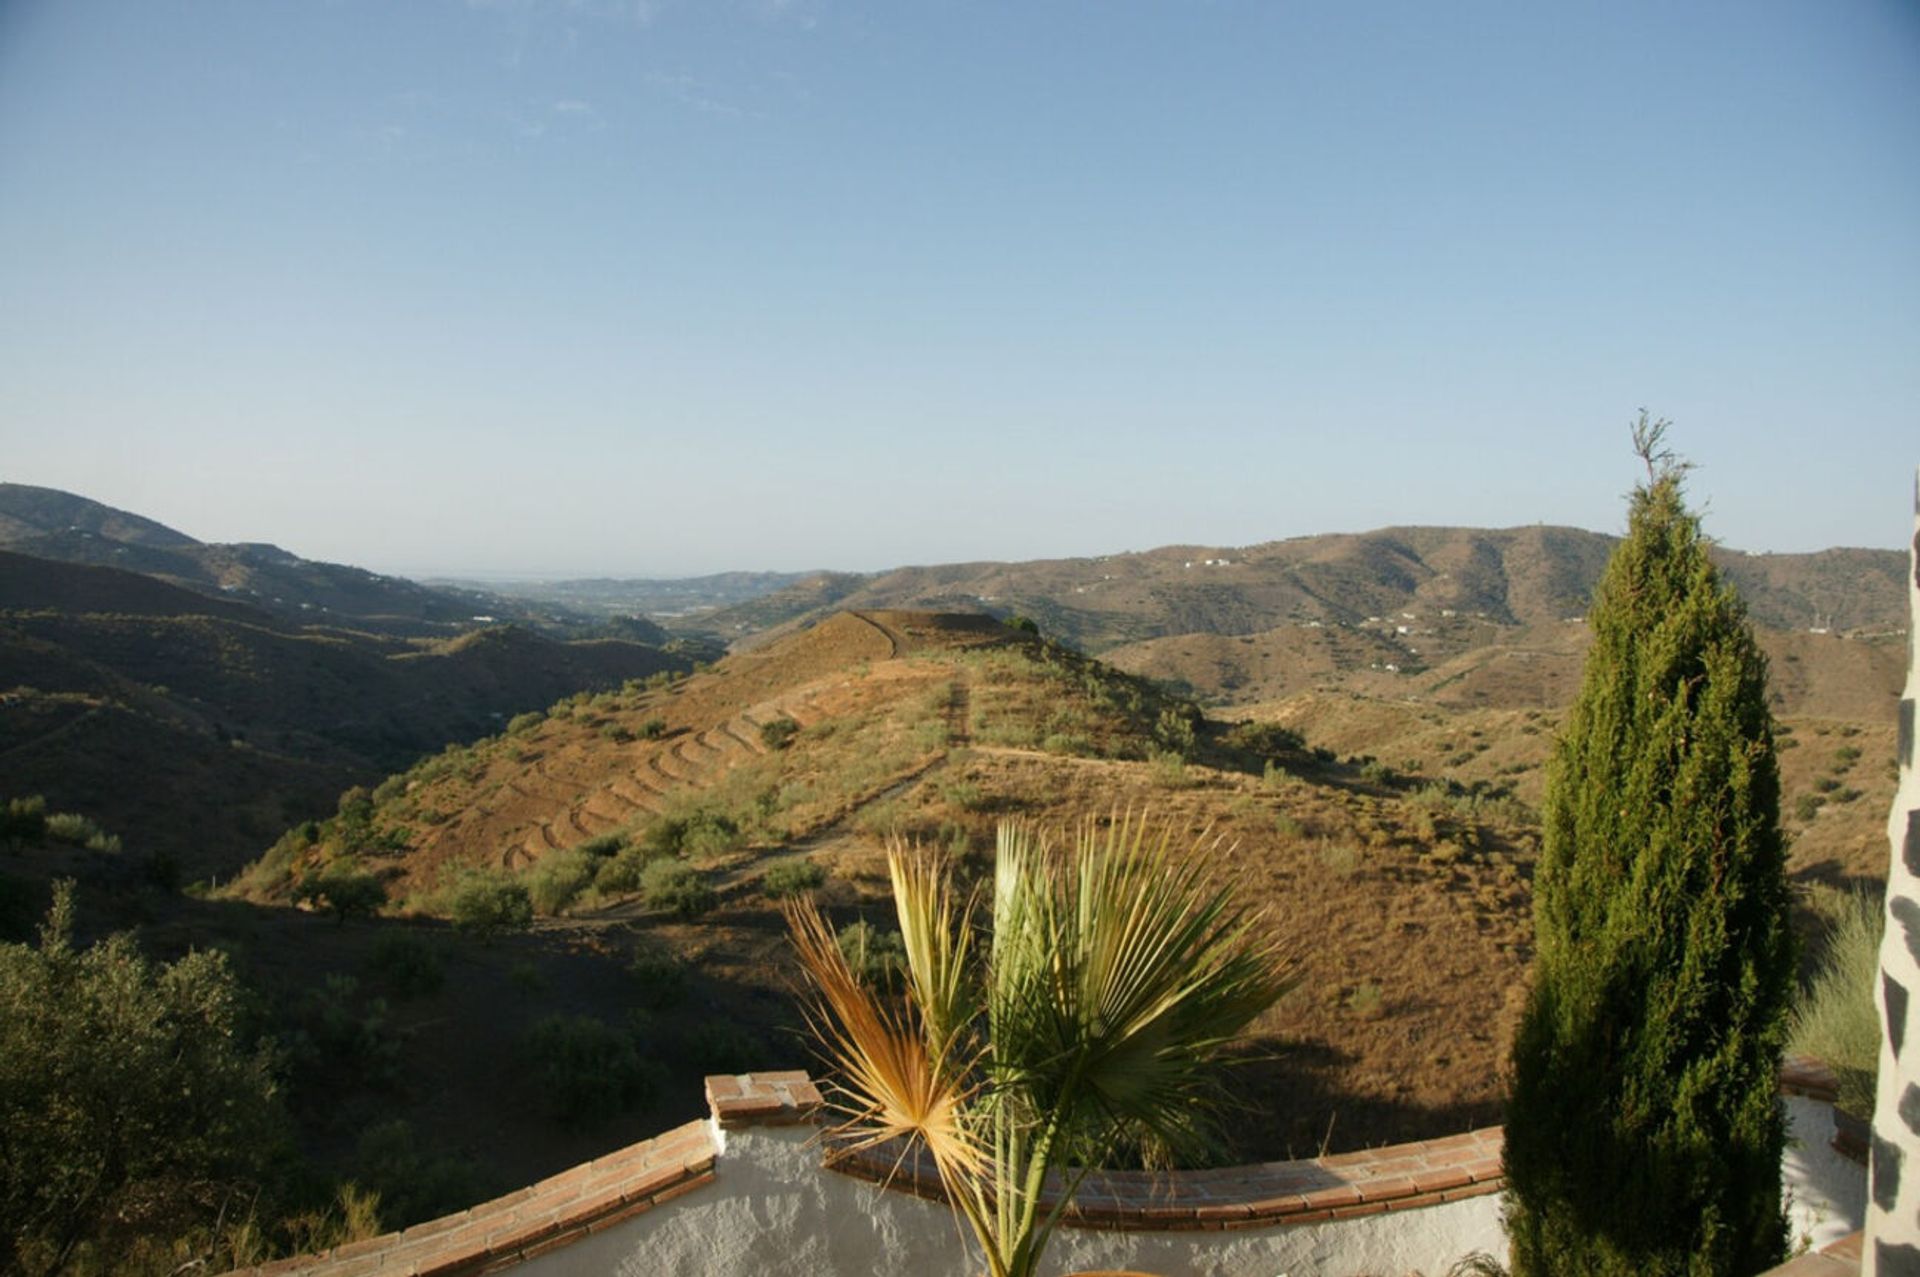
left=1, top=1, right=1915, bottom=577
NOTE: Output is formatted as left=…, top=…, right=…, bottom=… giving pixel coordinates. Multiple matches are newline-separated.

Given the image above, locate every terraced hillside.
left=234, top=609, right=1557, bottom=1163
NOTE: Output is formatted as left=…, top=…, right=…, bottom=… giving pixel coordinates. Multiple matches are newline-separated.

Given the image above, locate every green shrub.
left=0, top=795, right=48, bottom=845
left=627, top=940, right=689, bottom=1009
left=0, top=883, right=285, bottom=1271
left=1794, top=794, right=1825, bottom=821
left=43, top=811, right=115, bottom=849
left=571, top=832, right=627, bottom=859
left=593, top=845, right=662, bottom=895
left=364, top=931, right=446, bottom=1000
left=525, top=849, right=598, bottom=916
left=640, top=860, right=716, bottom=918
left=1790, top=887, right=1883, bottom=1118
left=1147, top=750, right=1190, bottom=789
left=1151, top=706, right=1198, bottom=759
left=759, top=717, right=800, bottom=750
left=639, top=717, right=668, bottom=740
left=506, top=711, right=545, bottom=735
left=1224, top=720, right=1305, bottom=758
left=1358, top=758, right=1397, bottom=786
left=680, top=1019, right=766, bottom=1073
left=939, top=780, right=985, bottom=811
left=640, top=807, right=742, bottom=861
left=352, top=1120, right=489, bottom=1232
left=286, top=974, right=402, bottom=1092
left=292, top=866, right=389, bottom=924
left=834, top=920, right=907, bottom=989
left=519, top=1014, right=662, bottom=1129
left=446, top=871, right=534, bottom=939
left=762, top=859, right=827, bottom=898
left=1504, top=424, right=1793, bottom=1277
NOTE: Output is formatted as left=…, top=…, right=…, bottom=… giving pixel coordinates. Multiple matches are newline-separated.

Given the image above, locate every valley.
left=0, top=485, right=1905, bottom=1263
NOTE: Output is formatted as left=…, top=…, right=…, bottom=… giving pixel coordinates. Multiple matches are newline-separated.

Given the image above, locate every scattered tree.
left=758, top=717, right=800, bottom=750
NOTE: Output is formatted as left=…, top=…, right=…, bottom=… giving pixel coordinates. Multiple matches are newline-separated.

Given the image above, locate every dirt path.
left=845, top=611, right=903, bottom=659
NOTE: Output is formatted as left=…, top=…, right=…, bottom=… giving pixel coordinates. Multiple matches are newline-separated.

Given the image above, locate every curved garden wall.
left=251, top=1063, right=1865, bottom=1277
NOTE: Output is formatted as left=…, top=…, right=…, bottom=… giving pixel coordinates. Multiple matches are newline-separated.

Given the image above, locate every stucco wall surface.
left=511, top=1121, right=1507, bottom=1277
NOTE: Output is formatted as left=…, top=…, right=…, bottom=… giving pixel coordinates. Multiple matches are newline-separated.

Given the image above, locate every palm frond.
left=783, top=897, right=984, bottom=1183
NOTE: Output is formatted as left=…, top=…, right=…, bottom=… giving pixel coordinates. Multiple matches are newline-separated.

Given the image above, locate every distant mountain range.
left=657, top=526, right=1906, bottom=656
left=0, top=483, right=660, bottom=641
left=426, top=570, right=813, bottom=620
left=0, top=486, right=706, bottom=876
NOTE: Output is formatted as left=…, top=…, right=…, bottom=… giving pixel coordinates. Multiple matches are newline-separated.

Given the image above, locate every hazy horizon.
left=3, top=2, right=1915, bottom=576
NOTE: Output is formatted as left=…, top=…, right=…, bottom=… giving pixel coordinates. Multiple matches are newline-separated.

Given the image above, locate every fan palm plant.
left=785, top=814, right=1293, bottom=1277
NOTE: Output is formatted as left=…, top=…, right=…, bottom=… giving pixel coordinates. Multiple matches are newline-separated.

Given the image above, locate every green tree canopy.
left=1504, top=418, right=1795, bottom=1276
left=0, top=882, right=286, bottom=1276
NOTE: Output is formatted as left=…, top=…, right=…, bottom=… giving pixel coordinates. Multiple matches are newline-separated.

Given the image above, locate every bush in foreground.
left=0, top=882, right=286, bottom=1274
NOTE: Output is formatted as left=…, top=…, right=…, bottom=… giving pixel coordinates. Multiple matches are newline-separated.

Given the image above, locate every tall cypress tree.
left=1504, top=417, right=1795, bottom=1276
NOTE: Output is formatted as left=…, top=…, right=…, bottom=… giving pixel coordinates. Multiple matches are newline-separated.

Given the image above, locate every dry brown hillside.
left=235, top=609, right=1550, bottom=1164
left=0, top=553, right=691, bottom=877
left=675, top=524, right=1906, bottom=654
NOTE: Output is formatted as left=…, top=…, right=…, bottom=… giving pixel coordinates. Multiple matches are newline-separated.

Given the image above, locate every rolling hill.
left=666, top=525, right=1906, bottom=659
left=0, top=551, right=694, bottom=878
left=0, top=483, right=621, bottom=639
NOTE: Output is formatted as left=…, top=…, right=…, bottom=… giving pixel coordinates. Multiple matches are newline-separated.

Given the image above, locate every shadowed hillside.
left=0, top=553, right=694, bottom=878
left=0, top=484, right=609, bottom=638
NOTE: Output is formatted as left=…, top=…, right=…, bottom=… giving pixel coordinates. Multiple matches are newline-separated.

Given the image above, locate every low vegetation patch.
left=762, top=858, right=827, bottom=898
left=1792, top=885, right=1884, bottom=1118
left=518, top=1013, right=663, bottom=1129
left=640, top=859, right=716, bottom=917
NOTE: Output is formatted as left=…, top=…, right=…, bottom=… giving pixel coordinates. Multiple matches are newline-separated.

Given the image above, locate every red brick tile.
left=1384, top=1190, right=1447, bottom=1212
left=1299, top=1184, right=1363, bottom=1210
left=583, top=1195, right=661, bottom=1234
left=649, top=1169, right=717, bottom=1207
left=1329, top=1201, right=1389, bottom=1220
left=1353, top=1177, right=1417, bottom=1203
left=1410, top=1165, right=1474, bottom=1194
left=515, top=1224, right=592, bottom=1262
left=1459, top=1156, right=1505, bottom=1183
left=1192, top=1202, right=1253, bottom=1223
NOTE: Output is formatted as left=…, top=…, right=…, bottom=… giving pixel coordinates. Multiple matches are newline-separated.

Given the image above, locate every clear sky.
left=1, top=1, right=1915, bottom=578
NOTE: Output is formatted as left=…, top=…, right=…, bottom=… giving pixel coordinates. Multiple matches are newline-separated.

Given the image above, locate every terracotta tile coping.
left=245, top=1061, right=1856, bottom=1270
left=241, top=1119, right=717, bottom=1275
left=820, top=1115, right=1506, bottom=1231
left=1759, top=1230, right=1863, bottom=1277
